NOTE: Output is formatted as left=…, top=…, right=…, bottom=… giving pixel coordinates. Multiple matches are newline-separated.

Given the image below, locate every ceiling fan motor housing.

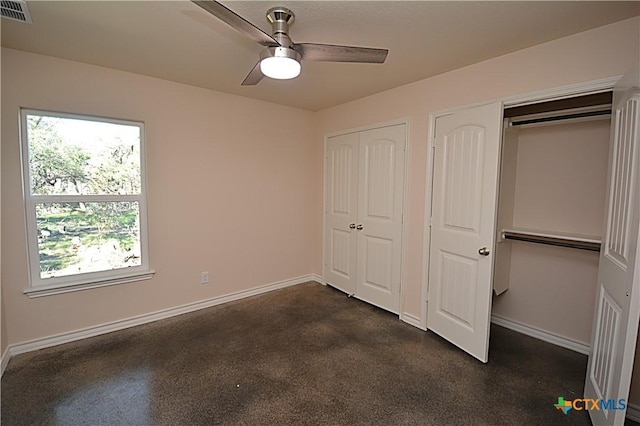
left=260, top=46, right=301, bottom=63
left=266, top=7, right=295, bottom=48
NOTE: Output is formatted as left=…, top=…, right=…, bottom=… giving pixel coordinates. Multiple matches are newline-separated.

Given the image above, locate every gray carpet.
left=2, top=282, right=595, bottom=425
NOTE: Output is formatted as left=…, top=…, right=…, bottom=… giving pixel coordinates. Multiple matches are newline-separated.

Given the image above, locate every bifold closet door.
left=324, top=124, right=406, bottom=313
left=427, top=102, right=502, bottom=363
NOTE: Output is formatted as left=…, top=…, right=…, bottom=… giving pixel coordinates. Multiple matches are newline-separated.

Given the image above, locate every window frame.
left=19, top=108, right=154, bottom=297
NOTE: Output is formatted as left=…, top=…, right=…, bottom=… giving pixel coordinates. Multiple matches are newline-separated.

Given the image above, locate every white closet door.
left=355, top=124, right=406, bottom=313
left=427, top=102, right=502, bottom=363
left=324, top=132, right=359, bottom=295
left=584, top=84, right=640, bottom=424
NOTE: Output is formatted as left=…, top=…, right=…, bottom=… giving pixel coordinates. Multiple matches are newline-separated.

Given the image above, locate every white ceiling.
left=2, top=1, right=639, bottom=111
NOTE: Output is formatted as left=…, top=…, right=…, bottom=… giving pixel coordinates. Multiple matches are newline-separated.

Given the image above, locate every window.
left=20, top=109, right=153, bottom=296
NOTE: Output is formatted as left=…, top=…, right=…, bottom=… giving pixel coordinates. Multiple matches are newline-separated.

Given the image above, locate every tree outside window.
left=21, top=110, right=150, bottom=292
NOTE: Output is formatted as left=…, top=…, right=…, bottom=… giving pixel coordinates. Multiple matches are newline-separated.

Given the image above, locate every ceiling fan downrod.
left=266, top=7, right=295, bottom=48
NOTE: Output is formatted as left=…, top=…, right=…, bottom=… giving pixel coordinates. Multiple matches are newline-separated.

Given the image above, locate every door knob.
left=356, top=224, right=363, bottom=230
left=478, top=247, right=490, bottom=256
left=349, top=223, right=356, bottom=229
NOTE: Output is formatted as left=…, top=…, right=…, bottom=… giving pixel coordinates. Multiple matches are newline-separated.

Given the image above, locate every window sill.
left=24, top=270, right=155, bottom=298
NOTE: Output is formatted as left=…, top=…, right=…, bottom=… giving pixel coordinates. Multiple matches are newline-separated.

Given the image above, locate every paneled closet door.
left=324, top=132, right=359, bottom=295
left=427, top=102, right=503, bottom=363
left=324, top=124, right=406, bottom=313
left=355, top=125, right=406, bottom=313
left=584, top=83, right=640, bottom=425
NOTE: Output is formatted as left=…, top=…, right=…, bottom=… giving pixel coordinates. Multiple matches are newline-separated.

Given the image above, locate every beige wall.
left=492, top=119, right=611, bottom=345
left=1, top=297, right=6, bottom=358
left=0, top=43, right=4, bottom=361
left=494, top=244, right=600, bottom=344
left=314, top=16, right=640, bottom=400
left=1, top=48, right=320, bottom=345
left=1, top=40, right=5, bottom=361
left=511, top=120, right=611, bottom=237
left=631, top=340, right=640, bottom=404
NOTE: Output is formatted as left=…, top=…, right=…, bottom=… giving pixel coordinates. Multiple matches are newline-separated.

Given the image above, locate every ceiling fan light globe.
left=259, top=46, right=302, bottom=80
left=260, top=56, right=300, bottom=80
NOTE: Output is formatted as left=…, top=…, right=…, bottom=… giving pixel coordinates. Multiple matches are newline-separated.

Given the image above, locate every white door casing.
left=323, top=123, right=406, bottom=314
left=585, top=81, right=640, bottom=424
left=324, top=132, right=359, bottom=295
left=427, top=102, right=503, bottom=363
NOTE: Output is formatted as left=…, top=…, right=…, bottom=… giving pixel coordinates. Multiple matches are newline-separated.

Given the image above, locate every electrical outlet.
left=200, top=271, right=209, bottom=284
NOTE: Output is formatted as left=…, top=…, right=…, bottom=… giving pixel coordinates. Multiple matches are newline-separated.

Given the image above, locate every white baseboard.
left=491, top=315, right=590, bottom=355
left=1, top=346, right=10, bottom=376
left=308, top=273, right=323, bottom=284
left=627, top=403, right=640, bottom=423
left=401, top=312, right=426, bottom=330
left=8, top=274, right=322, bottom=358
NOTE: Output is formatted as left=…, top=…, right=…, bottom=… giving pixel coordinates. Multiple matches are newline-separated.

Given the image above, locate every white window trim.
left=23, top=270, right=155, bottom=298
left=20, top=108, right=153, bottom=297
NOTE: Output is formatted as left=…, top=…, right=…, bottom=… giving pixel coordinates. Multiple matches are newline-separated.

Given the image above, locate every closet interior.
left=492, top=92, right=613, bottom=346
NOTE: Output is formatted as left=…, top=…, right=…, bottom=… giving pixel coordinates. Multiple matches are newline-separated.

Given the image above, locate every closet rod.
left=502, top=230, right=601, bottom=252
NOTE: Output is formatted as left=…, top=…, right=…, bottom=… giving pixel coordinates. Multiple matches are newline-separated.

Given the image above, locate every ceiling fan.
left=192, top=1, right=389, bottom=85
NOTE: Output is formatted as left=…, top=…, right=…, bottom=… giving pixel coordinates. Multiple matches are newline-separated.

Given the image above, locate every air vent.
left=1, top=0, right=32, bottom=23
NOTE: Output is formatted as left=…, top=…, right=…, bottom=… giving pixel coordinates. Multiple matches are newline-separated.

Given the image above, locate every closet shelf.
left=501, top=229, right=601, bottom=252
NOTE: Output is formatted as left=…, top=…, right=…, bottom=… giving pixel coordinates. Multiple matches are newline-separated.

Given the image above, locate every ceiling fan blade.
left=241, top=61, right=264, bottom=86
left=294, top=43, right=388, bottom=63
left=192, top=1, right=279, bottom=47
